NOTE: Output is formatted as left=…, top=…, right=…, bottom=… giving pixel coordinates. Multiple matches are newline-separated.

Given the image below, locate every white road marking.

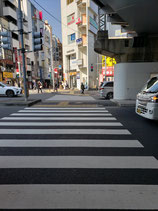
left=0, top=122, right=122, bottom=127
left=0, top=129, right=131, bottom=135
left=18, top=110, right=109, bottom=113
left=0, top=156, right=156, bottom=168
left=0, top=139, right=143, bottom=148
left=0, top=185, right=157, bottom=209
left=10, top=113, right=112, bottom=117
left=2, top=117, right=117, bottom=121
left=25, top=107, right=106, bottom=110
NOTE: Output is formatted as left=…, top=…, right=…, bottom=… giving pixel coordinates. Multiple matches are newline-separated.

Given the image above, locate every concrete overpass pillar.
left=94, top=31, right=158, bottom=100
left=114, top=63, right=158, bottom=100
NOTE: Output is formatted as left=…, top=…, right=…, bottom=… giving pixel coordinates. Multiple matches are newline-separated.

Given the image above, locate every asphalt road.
left=0, top=93, right=158, bottom=209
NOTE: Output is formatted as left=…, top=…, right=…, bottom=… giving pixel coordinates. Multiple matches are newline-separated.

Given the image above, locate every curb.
left=0, top=99, right=41, bottom=107
left=111, top=100, right=136, bottom=107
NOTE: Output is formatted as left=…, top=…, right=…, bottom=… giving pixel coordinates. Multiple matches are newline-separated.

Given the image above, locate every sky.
left=30, top=0, right=62, bottom=41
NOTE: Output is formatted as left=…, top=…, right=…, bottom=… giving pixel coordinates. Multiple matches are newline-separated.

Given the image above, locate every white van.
left=99, top=81, right=114, bottom=99
left=136, top=76, right=158, bottom=120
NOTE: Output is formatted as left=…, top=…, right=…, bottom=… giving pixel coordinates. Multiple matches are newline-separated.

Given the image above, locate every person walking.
left=37, top=81, right=43, bottom=93
left=55, top=83, right=58, bottom=92
left=81, top=83, right=85, bottom=94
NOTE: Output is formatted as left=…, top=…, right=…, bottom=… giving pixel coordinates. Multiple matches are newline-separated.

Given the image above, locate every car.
left=136, top=76, right=158, bottom=120
left=0, top=82, right=22, bottom=97
left=99, top=81, right=114, bottom=99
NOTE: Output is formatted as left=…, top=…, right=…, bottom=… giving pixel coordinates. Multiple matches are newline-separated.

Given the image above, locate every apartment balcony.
left=3, top=6, right=17, bottom=21
left=9, top=22, right=18, bottom=34
left=4, top=0, right=18, bottom=7
left=23, top=24, right=28, bottom=33
left=76, top=34, right=87, bottom=48
left=24, top=39, right=29, bottom=46
left=76, top=0, right=86, bottom=8
left=76, top=14, right=87, bottom=28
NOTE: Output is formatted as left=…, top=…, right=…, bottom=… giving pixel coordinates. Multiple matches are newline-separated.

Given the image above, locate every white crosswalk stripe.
left=0, top=106, right=157, bottom=210
left=0, top=122, right=123, bottom=126
left=0, top=156, right=156, bottom=168
left=2, top=117, right=117, bottom=120
left=0, top=139, right=143, bottom=147
left=0, top=185, right=157, bottom=210
left=11, top=113, right=112, bottom=116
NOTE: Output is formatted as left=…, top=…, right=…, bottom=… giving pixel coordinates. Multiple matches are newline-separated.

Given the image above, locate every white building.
left=61, top=0, right=99, bottom=90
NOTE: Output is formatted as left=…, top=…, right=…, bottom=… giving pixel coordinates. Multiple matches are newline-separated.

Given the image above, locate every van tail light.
left=100, top=88, right=104, bottom=90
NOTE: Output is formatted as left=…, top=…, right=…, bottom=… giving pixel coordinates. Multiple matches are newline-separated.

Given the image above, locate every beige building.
left=61, top=0, right=99, bottom=90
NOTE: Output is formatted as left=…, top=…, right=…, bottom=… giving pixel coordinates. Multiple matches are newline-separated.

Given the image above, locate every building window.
left=68, top=33, right=76, bottom=44
left=67, top=0, right=74, bottom=5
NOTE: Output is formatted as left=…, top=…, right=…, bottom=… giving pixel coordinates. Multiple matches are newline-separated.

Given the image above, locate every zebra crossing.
left=0, top=106, right=157, bottom=209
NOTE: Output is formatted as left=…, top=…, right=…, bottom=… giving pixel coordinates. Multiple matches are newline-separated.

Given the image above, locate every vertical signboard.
left=106, top=57, right=116, bottom=77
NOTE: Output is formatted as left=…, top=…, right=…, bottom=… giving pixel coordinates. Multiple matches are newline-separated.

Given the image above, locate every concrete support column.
left=114, top=63, right=158, bottom=100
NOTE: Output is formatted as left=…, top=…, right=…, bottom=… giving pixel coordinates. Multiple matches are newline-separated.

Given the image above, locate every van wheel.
left=107, top=92, right=113, bottom=99
left=6, top=90, right=14, bottom=97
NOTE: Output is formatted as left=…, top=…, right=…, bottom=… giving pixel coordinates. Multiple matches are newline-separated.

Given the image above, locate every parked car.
left=0, top=82, right=22, bottom=97
left=99, top=81, right=114, bottom=99
left=136, top=76, right=158, bottom=120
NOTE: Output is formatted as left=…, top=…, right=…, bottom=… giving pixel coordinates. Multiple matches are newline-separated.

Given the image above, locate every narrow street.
left=0, top=93, right=157, bottom=209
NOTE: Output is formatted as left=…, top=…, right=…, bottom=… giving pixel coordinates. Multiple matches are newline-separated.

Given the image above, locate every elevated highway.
left=93, top=0, right=158, bottom=100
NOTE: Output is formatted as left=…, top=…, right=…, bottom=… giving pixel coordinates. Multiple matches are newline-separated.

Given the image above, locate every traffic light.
left=33, top=32, right=43, bottom=51
left=91, top=64, right=93, bottom=72
left=0, top=31, right=12, bottom=50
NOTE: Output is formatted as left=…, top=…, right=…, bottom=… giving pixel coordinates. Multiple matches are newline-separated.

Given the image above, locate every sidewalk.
left=111, top=99, right=136, bottom=107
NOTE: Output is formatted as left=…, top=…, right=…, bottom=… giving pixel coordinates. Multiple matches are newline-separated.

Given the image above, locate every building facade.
left=52, top=35, right=63, bottom=86
left=61, top=0, right=99, bottom=90
left=0, top=0, right=53, bottom=89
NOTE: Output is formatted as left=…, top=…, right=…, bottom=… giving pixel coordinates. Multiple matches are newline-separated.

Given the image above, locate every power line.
left=32, top=0, right=96, bottom=39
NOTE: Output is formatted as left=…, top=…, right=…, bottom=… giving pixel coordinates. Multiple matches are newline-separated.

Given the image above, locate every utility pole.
left=18, top=0, right=28, bottom=101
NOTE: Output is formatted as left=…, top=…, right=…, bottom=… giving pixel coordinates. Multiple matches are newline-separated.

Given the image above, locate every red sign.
left=13, top=47, right=19, bottom=71
left=106, top=66, right=114, bottom=77
left=76, top=17, right=82, bottom=24
left=39, top=11, right=43, bottom=20
left=54, top=68, right=58, bottom=73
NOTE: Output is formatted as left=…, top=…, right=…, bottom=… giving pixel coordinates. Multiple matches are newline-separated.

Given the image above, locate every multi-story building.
left=61, top=0, right=99, bottom=90
left=41, top=20, right=53, bottom=88
left=52, top=35, right=63, bottom=86
left=0, top=1, right=15, bottom=84
left=0, top=0, right=54, bottom=88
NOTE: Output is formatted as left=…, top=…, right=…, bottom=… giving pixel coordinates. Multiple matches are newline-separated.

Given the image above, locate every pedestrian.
left=33, top=81, right=37, bottom=90
left=81, top=83, right=85, bottom=94
left=37, top=81, right=42, bottom=93
left=55, top=83, right=58, bottom=92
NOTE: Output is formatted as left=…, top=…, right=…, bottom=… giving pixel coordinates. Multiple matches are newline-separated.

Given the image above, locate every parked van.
left=136, top=76, right=158, bottom=120
left=99, top=81, right=114, bottom=99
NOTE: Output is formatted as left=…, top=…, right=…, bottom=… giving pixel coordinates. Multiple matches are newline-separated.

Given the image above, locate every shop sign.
left=69, top=72, right=76, bottom=76
left=0, top=59, right=13, bottom=65
left=76, top=38, right=82, bottom=45
left=106, top=57, right=116, bottom=67
left=106, top=66, right=114, bottom=77
left=0, top=73, right=2, bottom=82
left=67, top=14, right=75, bottom=25
left=54, top=68, right=58, bottom=73
left=76, top=72, right=80, bottom=79
left=3, top=72, right=13, bottom=78
left=76, top=17, right=82, bottom=24
left=13, top=47, right=19, bottom=70
left=89, top=16, right=98, bottom=30
left=66, top=49, right=75, bottom=55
